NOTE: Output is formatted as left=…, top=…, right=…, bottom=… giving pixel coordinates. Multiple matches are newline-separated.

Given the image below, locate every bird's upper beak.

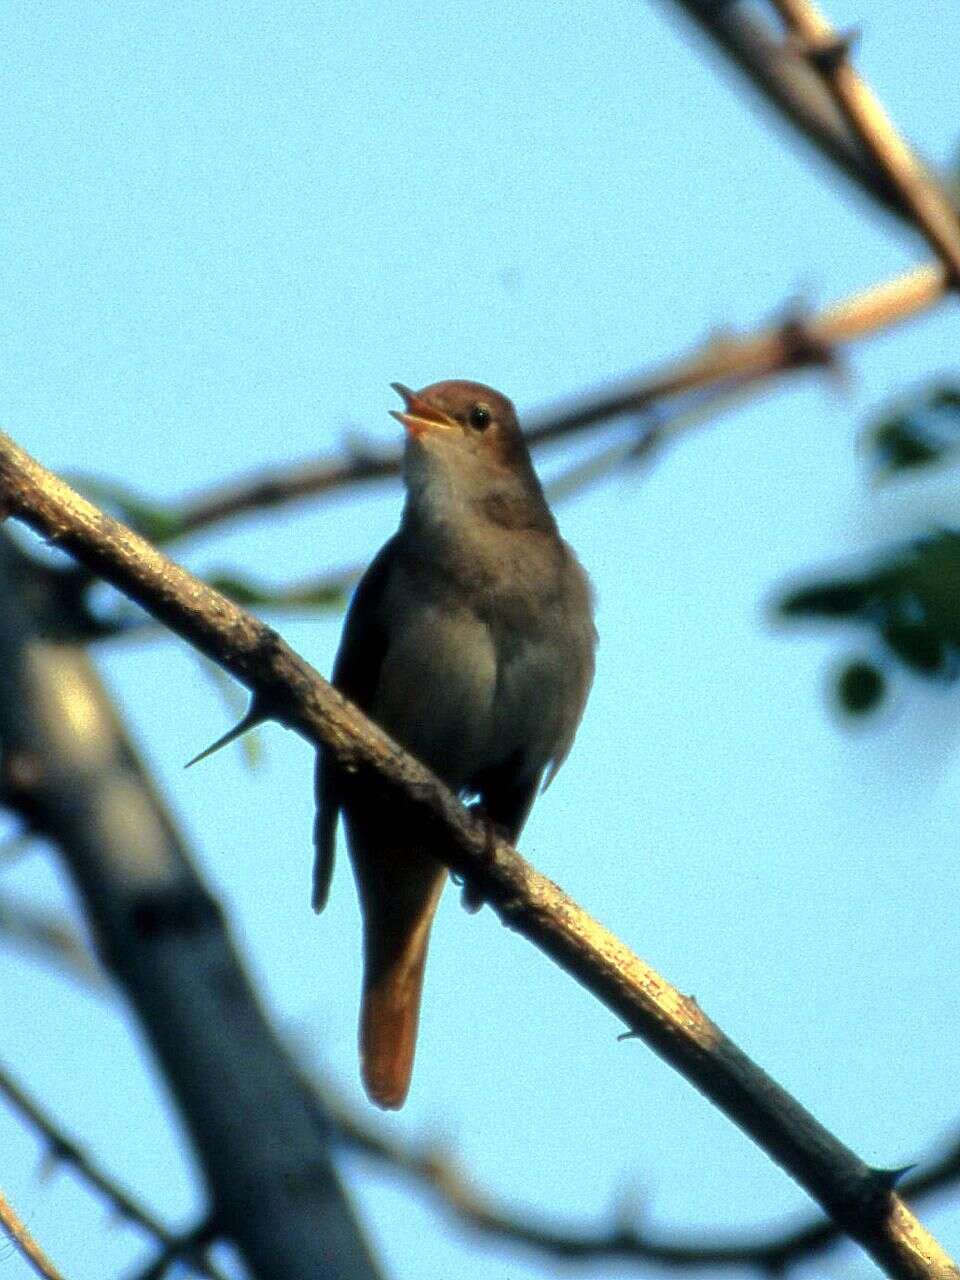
left=390, top=383, right=458, bottom=438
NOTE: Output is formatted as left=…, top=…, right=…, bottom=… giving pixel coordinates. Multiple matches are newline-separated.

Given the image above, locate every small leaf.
left=205, top=574, right=276, bottom=606
left=206, top=571, right=352, bottom=611
left=778, top=579, right=874, bottom=619
left=870, top=417, right=938, bottom=472
left=866, top=384, right=960, bottom=476
left=836, top=661, right=885, bottom=715
left=881, top=618, right=948, bottom=676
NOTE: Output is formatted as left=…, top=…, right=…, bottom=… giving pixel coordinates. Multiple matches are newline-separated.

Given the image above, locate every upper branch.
left=769, top=0, right=960, bottom=283
left=169, top=262, right=944, bottom=538
left=660, top=0, right=906, bottom=217
left=0, top=433, right=956, bottom=1280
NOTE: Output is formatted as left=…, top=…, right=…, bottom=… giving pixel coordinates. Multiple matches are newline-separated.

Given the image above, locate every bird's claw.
left=456, top=804, right=507, bottom=913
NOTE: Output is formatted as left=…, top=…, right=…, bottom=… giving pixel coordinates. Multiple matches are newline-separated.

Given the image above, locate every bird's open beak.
left=390, top=383, right=458, bottom=438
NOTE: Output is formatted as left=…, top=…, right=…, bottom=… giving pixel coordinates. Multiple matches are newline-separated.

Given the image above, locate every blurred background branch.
left=0, top=530, right=380, bottom=1280
left=329, top=1077, right=960, bottom=1273
left=0, top=1063, right=226, bottom=1280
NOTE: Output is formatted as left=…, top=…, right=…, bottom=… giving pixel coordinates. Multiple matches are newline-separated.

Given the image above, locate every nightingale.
left=314, top=380, right=596, bottom=1109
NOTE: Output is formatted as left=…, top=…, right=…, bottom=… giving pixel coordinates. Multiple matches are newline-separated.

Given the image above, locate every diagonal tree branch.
left=657, top=0, right=907, bottom=218
left=0, top=436, right=956, bottom=1279
left=769, top=0, right=960, bottom=283
left=0, top=1185, right=66, bottom=1280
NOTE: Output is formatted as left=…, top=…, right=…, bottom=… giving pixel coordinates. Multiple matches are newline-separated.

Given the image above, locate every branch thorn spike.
left=184, top=696, right=271, bottom=768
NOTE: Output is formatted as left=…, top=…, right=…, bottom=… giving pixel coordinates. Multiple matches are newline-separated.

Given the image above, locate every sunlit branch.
left=118, top=263, right=942, bottom=543
left=0, top=433, right=955, bottom=1280
left=769, top=0, right=960, bottom=283
left=0, top=1185, right=66, bottom=1280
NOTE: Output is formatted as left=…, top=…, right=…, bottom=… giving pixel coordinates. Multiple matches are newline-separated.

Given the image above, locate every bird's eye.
left=469, top=403, right=492, bottom=431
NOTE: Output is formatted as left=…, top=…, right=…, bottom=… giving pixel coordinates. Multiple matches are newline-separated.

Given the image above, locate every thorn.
left=617, top=1030, right=639, bottom=1042
left=797, top=27, right=859, bottom=74
left=184, top=697, right=270, bottom=769
left=872, top=1163, right=916, bottom=1191
left=777, top=315, right=834, bottom=372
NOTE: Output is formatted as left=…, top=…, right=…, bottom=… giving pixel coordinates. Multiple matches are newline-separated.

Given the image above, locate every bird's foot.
left=455, top=804, right=506, bottom=913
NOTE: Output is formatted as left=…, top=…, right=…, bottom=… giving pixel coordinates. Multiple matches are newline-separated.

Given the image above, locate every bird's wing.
left=542, top=554, right=597, bottom=791
left=312, top=537, right=398, bottom=911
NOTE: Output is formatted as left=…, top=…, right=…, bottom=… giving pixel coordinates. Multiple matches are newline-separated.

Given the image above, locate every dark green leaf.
left=866, top=384, right=960, bottom=476
left=206, top=572, right=350, bottom=611
left=881, top=619, right=948, bottom=676
left=778, top=578, right=875, bottom=619
left=778, top=531, right=960, bottom=702
left=870, top=418, right=939, bottom=472
left=836, top=661, right=885, bottom=715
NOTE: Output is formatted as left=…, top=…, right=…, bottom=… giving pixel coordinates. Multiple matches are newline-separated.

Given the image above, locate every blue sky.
left=1, top=3, right=959, bottom=1278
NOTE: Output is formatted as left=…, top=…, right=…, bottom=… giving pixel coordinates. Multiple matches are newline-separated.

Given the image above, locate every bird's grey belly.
left=371, top=604, right=577, bottom=790
left=487, top=632, right=577, bottom=774
left=371, top=605, right=498, bottom=788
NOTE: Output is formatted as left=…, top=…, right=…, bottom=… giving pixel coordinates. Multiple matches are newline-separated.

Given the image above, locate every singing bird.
left=315, top=381, right=596, bottom=1109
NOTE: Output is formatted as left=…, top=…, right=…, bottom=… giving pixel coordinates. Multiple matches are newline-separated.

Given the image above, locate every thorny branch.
left=0, top=434, right=955, bottom=1280
left=1, top=6, right=957, bottom=1279
left=332, top=1081, right=960, bottom=1273
left=661, top=0, right=905, bottom=217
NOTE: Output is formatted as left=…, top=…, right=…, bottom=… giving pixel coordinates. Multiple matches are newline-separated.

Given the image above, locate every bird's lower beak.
left=389, top=383, right=458, bottom=438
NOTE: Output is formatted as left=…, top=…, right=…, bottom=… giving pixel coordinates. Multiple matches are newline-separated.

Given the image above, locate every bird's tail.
left=357, top=852, right=447, bottom=1109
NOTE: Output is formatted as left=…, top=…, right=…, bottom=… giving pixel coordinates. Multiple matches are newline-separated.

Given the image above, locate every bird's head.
left=390, top=380, right=523, bottom=465
left=391, top=380, right=550, bottom=533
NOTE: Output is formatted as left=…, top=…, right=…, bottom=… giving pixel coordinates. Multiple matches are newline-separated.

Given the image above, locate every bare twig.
left=0, top=1063, right=227, bottom=1280
left=660, top=0, right=906, bottom=217
left=0, top=1185, right=66, bottom=1280
left=84, top=380, right=782, bottom=642
left=175, top=449, right=396, bottom=536
left=332, top=1081, right=960, bottom=1273
left=0, top=435, right=955, bottom=1279
left=770, top=0, right=960, bottom=283
left=0, top=895, right=101, bottom=987
left=163, top=263, right=944, bottom=538
left=121, top=1220, right=219, bottom=1280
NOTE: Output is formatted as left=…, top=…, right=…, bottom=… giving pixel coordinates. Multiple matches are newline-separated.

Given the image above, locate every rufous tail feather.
left=358, top=860, right=445, bottom=1109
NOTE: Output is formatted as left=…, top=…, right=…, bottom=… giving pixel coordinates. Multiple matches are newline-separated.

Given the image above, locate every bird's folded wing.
left=312, top=538, right=398, bottom=911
